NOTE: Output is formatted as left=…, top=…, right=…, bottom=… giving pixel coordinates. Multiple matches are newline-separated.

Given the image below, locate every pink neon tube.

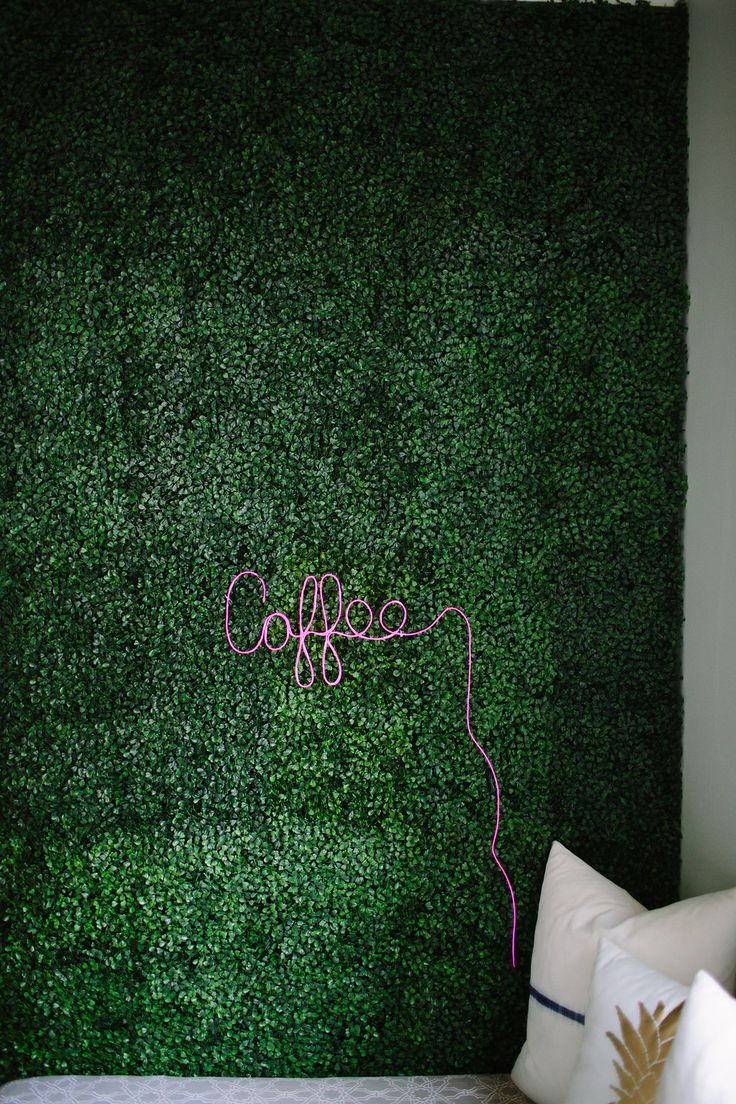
left=225, top=569, right=518, bottom=967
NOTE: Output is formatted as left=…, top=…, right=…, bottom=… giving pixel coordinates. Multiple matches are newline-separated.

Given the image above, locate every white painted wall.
left=681, top=0, right=736, bottom=896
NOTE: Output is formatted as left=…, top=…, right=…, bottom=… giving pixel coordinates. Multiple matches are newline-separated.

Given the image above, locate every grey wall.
left=682, top=0, right=736, bottom=896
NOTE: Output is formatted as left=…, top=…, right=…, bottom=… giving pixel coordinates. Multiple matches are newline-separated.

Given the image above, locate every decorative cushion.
left=510, top=841, right=736, bottom=1104
left=656, top=969, right=736, bottom=1104
left=563, top=940, right=686, bottom=1104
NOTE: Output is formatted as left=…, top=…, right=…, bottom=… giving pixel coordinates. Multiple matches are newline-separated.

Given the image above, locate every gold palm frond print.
left=606, top=999, right=684, bottom=1104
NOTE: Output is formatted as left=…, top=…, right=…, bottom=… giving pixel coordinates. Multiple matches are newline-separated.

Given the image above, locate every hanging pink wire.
left=225, top=569, right=518, bottom=967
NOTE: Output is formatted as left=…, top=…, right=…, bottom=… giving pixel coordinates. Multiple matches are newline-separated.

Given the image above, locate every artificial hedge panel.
left=1, top=0, right=687, bottom=1082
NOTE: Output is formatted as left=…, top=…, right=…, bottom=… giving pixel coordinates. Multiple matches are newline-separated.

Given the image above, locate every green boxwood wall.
left=0, top=0, right=688, bottom=1083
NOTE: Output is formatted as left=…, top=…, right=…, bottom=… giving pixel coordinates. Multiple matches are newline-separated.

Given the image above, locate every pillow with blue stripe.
left=510, top=842, right=736, bottom=1104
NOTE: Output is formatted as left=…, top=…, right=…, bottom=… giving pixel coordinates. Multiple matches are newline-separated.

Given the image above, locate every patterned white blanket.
left=0, top=1076, right=529, bottom=1104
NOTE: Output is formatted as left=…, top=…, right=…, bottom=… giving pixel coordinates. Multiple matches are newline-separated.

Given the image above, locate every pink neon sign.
left=225, top=569, right=518, bottom=967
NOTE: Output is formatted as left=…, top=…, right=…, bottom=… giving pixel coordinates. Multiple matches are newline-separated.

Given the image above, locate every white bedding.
left=0, top=1075, right=529, bottom=1104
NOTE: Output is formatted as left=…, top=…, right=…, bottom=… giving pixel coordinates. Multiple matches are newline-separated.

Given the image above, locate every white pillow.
left=564, top=940, right=687, bottom=1104
left=510, top=842, right=736, bottom=1104
left=656, top=969, right=736, bottom=1104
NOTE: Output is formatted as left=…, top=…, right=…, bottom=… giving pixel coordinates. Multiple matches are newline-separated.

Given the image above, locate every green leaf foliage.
left=0, top=0, right=687, bottom=1083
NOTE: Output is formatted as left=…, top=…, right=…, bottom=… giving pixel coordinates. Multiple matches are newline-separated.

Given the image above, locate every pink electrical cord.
left=225, top=569, right=518, bottom=967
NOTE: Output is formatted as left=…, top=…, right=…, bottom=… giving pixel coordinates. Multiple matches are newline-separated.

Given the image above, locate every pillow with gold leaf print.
left=563, top=940, right=687, bottom=1104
